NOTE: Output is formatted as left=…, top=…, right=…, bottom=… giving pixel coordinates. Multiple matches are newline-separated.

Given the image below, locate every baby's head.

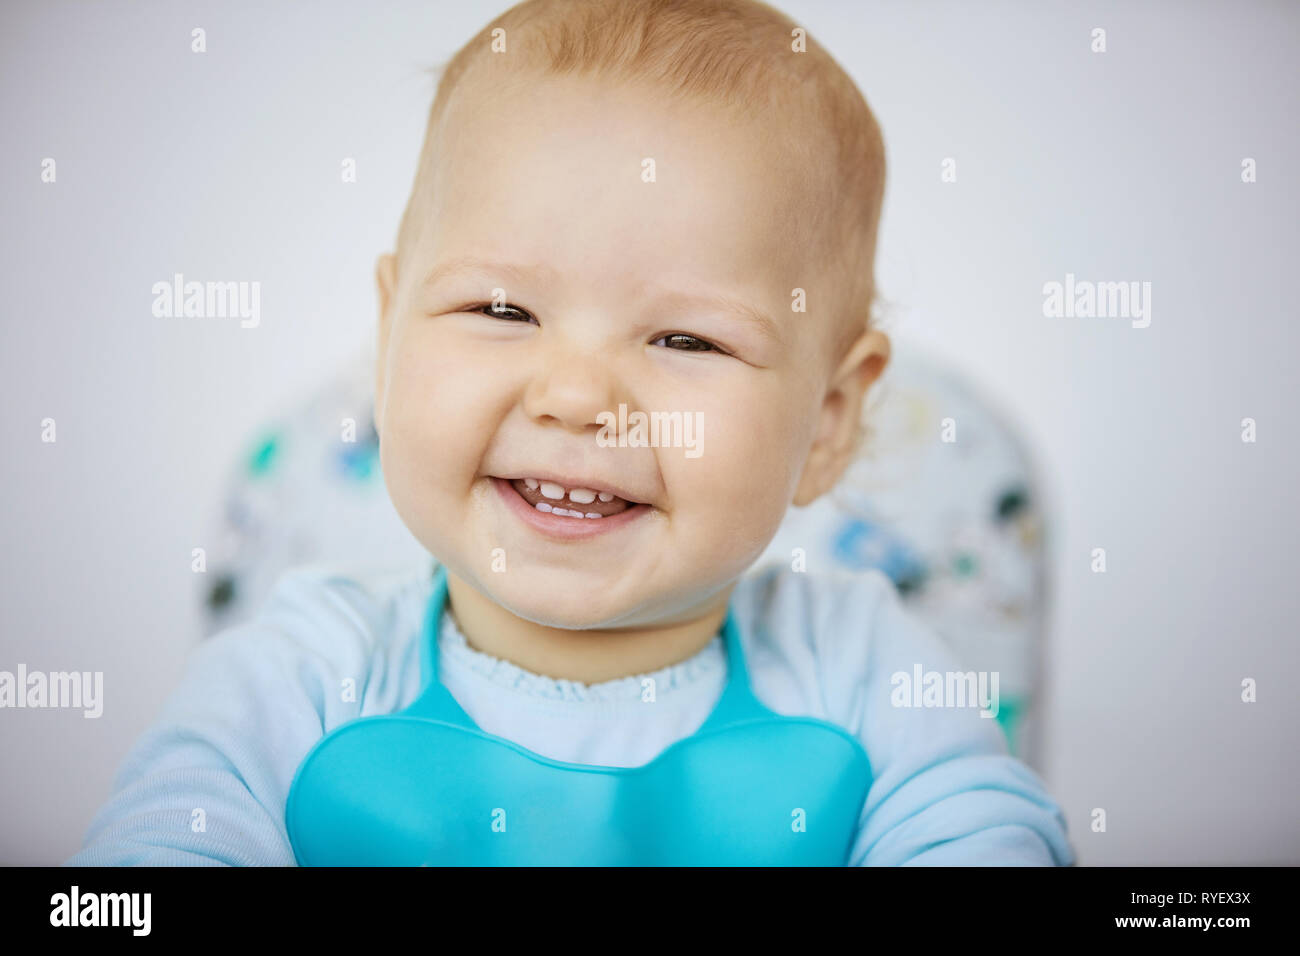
left=374, top=0, right=889, bottom=628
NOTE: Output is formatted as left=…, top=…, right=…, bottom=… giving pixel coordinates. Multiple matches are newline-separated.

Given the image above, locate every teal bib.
left=286, top=564, right=872, bottom=865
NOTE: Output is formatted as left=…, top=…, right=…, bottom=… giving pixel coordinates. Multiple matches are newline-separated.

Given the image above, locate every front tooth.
left=535, top=501, right=554, bottom=513
left=539, top=481, right=566, bottom=500
left=568, top=487, right=597, bottom=504
left=597, top=492, right=613, bottom=502
left=524, top=478, right=539, bottom=490
left=584, top=512, right=601, bottom=519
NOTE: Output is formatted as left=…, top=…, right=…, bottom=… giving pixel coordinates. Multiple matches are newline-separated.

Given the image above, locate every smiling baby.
left=68, top=0, right=1075, bottom=866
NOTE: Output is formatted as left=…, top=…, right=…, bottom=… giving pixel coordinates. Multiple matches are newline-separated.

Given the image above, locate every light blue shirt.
left=65, top=560, right=1076, bottom=866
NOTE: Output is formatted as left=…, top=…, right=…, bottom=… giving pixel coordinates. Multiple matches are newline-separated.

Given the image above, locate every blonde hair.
left=396, top=0, right=886, bottom=359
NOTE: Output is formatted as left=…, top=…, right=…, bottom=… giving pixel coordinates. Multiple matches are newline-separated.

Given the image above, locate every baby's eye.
left=653, top=333, right=726, bottom=354
left=472, top=303, right=536, bottom=324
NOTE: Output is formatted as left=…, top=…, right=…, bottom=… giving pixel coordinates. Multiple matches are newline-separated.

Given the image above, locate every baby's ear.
left=373, top=252, right=399, bottom=432
left=792, top=326, right=890, bottom=506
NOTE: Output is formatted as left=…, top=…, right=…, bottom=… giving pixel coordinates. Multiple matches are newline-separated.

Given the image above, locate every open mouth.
left=504, top=477, right=644, bottom=520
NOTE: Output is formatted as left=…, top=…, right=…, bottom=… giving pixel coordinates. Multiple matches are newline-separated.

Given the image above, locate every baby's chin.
left=483, top=573, right=660, bottom=630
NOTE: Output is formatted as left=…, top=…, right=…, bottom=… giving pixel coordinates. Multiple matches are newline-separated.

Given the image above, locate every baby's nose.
left=519, top=346, right=625, bottom=433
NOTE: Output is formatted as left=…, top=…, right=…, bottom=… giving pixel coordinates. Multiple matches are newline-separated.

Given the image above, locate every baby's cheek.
left=731, top=471, right=793, bottom=547
left=377, top=384, right=458, bottom=535
left=386, top=346, right=477, bottom=460
left=680, top=438, right=791, bottom=552
left=710, top=402, right=805, bottom=498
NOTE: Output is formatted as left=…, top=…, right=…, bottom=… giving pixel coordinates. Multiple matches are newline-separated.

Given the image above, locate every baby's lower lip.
left=491, top=476, right=650, bottom=541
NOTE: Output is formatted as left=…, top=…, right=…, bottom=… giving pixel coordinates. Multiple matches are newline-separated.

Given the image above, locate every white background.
left=1, top=0, right=1296, bottom=864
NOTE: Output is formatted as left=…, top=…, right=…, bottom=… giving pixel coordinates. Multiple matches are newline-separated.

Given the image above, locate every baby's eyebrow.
left=418, top=256, right=782, bottom=344
left=418, top=256, right=558, bottom=293
left=650, top=288, right=784, bottom=345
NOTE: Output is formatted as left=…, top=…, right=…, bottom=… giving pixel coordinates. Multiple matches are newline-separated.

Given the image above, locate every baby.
left=68, top=0, right=1074, bottom=866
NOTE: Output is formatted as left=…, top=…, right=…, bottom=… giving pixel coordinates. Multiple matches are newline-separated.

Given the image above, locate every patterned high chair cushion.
left=201, top=347, right=1050, bottom=762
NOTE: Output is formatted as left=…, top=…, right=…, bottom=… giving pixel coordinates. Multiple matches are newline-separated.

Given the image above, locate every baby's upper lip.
left=495, top=470, right=651, bottom=506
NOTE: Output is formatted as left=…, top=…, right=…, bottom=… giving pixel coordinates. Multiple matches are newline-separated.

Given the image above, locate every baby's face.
left=376, top=74, right=850, bottom=627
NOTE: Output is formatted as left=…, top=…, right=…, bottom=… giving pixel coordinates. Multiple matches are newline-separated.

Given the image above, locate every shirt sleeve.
left=63, top=570, right=389, bottom=866
left=824, top=572, right=1076, bottom=866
